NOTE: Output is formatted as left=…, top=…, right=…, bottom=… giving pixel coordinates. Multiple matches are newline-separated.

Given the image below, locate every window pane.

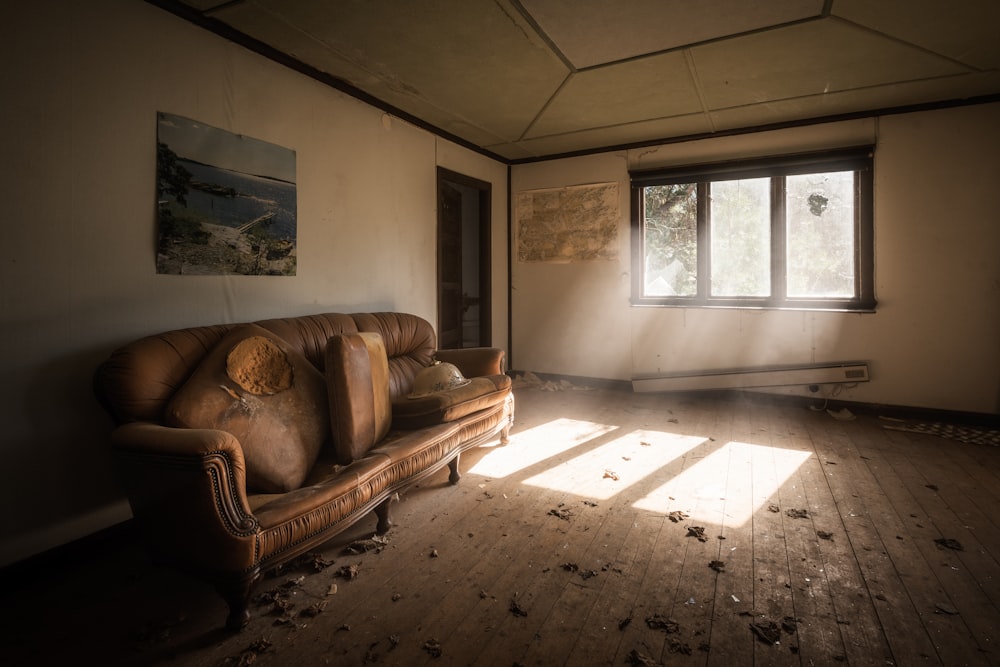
left=643, top=184, right=697, bottom=296
left=786, top=172, right=855, bottom=298
left=710, top=178, right=770, bottom=297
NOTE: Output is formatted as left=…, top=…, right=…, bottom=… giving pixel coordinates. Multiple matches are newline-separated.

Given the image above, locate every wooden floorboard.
left=4, top=386, right=999, bottom=666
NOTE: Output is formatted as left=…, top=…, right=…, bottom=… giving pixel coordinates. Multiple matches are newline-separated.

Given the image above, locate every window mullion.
left=771, top=176, right=786, bottom=304
left=697, top=182, right=710, bottom=301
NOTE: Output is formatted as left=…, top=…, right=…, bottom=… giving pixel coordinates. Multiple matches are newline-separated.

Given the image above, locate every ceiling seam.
left=517, top=72, right=575, bottom=143
left=683, top=49, right=716, bottom=134
left=201, top=0, right=246, bottom=16
left=569, top=14, right=830, bottom=73
left=828, top=15, right=988, bottom=72
left=505, top=0, right=577, bottom=73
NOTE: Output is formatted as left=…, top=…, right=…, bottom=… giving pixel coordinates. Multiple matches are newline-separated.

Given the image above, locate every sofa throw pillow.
left=165, top=324, right=329, bottom=493
left=392, top=374, right=512, bottom=430
left=325, top=332, right=391, bottom=465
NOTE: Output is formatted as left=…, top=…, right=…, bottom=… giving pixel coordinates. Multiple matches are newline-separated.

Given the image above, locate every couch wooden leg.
left=216, top=573, right=257, bottom=632
left=448, top=454, right=461, bottom=485
left=375, top=495, right=395, bottom=535
left=500, top=393, right=514, bottom=445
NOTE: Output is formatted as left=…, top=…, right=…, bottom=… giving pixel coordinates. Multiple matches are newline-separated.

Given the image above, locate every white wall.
left=511, top=105, right=1000, bottom=415
left=0, top=0, right=507, bottom=566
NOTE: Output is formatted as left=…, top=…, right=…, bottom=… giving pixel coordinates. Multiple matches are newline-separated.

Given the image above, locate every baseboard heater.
left=632, top=361, right=870, bottom=393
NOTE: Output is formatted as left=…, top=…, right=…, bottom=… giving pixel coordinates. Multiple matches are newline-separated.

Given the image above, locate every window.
left=630, top=147, right=875, bottom=311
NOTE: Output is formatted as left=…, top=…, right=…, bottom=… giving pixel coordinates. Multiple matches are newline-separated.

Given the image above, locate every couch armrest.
left=111, top=422, right=259, bottom=573
left=434, top=347, right=506, bottom=378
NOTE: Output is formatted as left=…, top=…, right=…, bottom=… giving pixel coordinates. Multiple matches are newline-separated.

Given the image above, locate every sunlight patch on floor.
left=521, top=429, right=707, bottom=500
left=468, top=417, right=618, bottom=479
left=633, top=441, right=812, bottom=526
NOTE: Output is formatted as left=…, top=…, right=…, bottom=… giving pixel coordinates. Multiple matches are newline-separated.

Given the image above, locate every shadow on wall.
left=3, top=345, right=129, bottom=564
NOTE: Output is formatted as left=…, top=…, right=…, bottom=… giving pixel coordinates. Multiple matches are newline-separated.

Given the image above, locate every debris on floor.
left=548, top=507, right=573, bottom=520
left=747, top=613, right=799, bottom=646
left=749, top=619, right=781, bottom=645
left=512, top=371, right=594, bottom=392
left=817, top=530, right=834, bottom=540
left=222, top=637, right=273, bottom=666
left=768, top=504, right=780, bottom=513
left=827, top=407, right=856, bottom=421
left=299, top=601, right=327, bottom=618
left=934, top=602, right=960, bottom=615
left=342, top=534, right=390, bottom=555
left=667, top=510, right=689, bottom=523
left=626, top=648, right=661, bottom=667
left=686, top=526, right=708, bottom=542
left=509, top=599, right=529, bottom=617
left=667, top=637, right=693, bottom=655
left=422, top=638, right=443, bottom=657
left=785, top=508, right=809, bottom=519
left=934, top=537, right=964, bottom=551
left=127, top=613, right=187, bottom=650
left=709, top=560, right=726, bottom=573
left=618, top=615, right=633, bottom=630
left=334, top=563, right=361, bottom=580
left=645, top=614, right=680, bottom=634
left=603, top=469, right=620, bottom=481
left=294, top=552, right=335, bottom=571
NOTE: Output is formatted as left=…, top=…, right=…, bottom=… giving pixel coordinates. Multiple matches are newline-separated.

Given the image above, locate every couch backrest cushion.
left=94, top=312, right=435, bottom=423
left=164, top=324, right=329, bottom=493
left=325, top=332, right=392, bottom=464
left=95, top=325, right=232, bottom=424
left=350, top=312, right=436, bottom=400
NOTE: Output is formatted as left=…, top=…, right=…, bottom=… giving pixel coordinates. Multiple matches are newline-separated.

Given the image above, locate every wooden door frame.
left=436, top=167, right=492, bottom=347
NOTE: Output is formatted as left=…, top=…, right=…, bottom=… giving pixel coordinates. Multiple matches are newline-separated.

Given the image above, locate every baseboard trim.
left=509, top=369, right=999, bottom=427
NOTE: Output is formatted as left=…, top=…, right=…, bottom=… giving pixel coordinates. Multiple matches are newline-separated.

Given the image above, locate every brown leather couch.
left=93, top=312, right=513, bottom=630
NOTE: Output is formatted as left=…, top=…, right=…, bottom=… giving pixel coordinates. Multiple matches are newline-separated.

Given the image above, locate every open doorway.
left=436, top=167, right=491, bottom=349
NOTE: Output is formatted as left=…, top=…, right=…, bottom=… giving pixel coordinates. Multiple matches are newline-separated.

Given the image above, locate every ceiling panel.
left=834, top=0, right=1000, bottom=69
left=165, top=0, right=1000, bottom=162
left=525, top=51, right=703, bottom=139
left=708, top=71, right=1000, bottom=134
left=520, top=0, right=825, bottom=69
left=691, top=20, right=970, bottom=110
left=214, top=0, right=569, bottom=142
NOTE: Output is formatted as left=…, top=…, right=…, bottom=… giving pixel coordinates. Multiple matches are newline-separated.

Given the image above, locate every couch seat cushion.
left=391, top=374, right=511, bottom=430
left=165, top=324, right=329, bottom=493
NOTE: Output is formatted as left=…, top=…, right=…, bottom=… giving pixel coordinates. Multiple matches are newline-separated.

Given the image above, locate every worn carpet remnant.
left=880, top=417, right=1000, bottom=446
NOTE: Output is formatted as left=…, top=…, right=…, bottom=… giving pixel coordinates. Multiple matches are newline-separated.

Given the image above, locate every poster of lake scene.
left=156, top=112, right=297, bottom=275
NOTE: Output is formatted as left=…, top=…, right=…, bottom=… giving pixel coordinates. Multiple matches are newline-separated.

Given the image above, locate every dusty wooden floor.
left=3, top=385, right=999, bottom=666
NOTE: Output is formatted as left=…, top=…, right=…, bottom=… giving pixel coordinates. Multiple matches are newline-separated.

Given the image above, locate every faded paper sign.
left=515, top=182, right=619, bottom=263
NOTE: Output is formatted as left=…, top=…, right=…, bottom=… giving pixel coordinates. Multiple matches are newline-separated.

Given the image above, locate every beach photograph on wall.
left=156, top=112, right=297, bottom=275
